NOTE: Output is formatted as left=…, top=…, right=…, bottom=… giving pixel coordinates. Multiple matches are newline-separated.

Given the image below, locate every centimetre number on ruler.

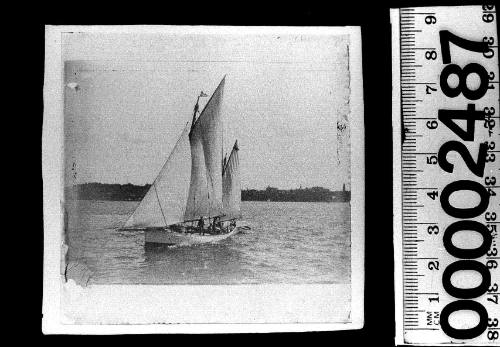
left=394, top=5, right=500, bottom=345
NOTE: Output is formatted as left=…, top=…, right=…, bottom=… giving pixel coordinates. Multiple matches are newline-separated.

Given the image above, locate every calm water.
left=66, top=200, right=351, bottom=285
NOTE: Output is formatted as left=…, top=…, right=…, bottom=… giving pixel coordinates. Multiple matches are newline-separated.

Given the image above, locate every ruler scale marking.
left=393, top=5, right=499, bottom=345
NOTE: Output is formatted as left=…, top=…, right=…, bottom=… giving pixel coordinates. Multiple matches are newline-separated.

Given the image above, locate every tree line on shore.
left=66, top=183, right=350, bottom=202
left=241, top=186, right=350, bottom=202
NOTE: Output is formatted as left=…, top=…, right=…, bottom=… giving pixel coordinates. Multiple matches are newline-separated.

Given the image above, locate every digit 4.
left=438, top=104, right=484, bottom=141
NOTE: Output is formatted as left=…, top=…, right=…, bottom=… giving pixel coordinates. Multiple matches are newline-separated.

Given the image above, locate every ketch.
left=121, top=76, right=248, bottom=245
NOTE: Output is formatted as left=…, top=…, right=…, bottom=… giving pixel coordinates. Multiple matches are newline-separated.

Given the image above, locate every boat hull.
left=144, top=222, right=245, bottom=246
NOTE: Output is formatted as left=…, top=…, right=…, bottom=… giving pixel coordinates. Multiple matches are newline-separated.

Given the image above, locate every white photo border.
left=42, top=25, right=364, bottom=334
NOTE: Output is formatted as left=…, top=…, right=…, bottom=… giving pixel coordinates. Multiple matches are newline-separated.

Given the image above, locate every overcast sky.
left=63, top=30, right=351, bottom=191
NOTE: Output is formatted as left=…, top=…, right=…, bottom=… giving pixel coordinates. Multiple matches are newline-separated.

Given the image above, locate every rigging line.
left=153, top=182, right=168, bottom=227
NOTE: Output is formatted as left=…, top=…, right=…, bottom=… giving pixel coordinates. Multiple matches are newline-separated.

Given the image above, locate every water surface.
left=66, top=200, right=351, bottom=285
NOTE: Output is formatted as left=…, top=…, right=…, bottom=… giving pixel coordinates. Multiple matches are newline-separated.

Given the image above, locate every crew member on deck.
left=217, top=217, right=224, bottom=234
left=212, top=216, right=219, bottom=234
left=198, top=216, right=204, bottom=235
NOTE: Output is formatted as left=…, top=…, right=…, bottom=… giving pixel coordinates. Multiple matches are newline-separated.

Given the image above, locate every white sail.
left=184, top=77, right=225, bottom=220
left=222, top=141, right=241, bottom=220
left=124, top=123, right=191, bottom=228
left=184, top=122, right=210, bottom=220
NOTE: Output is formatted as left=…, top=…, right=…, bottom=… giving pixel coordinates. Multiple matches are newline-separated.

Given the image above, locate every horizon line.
left=67, top=181, right=350, bottom=191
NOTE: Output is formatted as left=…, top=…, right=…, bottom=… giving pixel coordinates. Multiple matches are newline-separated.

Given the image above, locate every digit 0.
left=442, top=260, right=491, bottom=298
left=443, top=220, right=492, bottom=259
left=441, top=300, right=488, bottom=339
left=440, top=180, right=490, bottom=218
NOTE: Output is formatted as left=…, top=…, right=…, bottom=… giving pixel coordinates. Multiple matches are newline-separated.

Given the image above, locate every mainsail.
left=184, top=77, right=225, bottom=220
left=184, top=122, right=210, bottom=219
left=124, top=76, right=239, bottom=229
left=124, top=123, right=192, bottom=228
left=222, top=141, right=241, bottom=220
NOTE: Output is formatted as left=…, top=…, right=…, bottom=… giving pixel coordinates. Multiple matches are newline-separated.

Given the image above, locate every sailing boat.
left=121, top=76, right=246, bottom=246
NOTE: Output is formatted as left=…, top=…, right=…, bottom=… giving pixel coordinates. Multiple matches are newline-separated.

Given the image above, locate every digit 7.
left=440, top=30, right=489, bottom=64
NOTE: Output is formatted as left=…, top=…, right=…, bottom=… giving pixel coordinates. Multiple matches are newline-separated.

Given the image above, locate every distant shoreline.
left=65, top=183, right=350, bottom=203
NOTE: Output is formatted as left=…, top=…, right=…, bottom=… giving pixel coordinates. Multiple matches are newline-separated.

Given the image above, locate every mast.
left=190, top=91, right=208, bottom=135
left=192, top=95, right=200, bottom=129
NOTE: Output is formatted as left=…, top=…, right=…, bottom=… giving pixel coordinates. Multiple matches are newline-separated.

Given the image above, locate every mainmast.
left=191, top=91, right=208, bottom=134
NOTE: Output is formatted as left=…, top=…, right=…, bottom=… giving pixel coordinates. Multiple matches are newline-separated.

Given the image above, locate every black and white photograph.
left=42, top=25, right=364, bottom=333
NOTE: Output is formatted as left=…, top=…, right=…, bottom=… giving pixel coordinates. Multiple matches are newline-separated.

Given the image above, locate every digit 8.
left=440, top=63, right=489, bottom=100
left=426, top=50, right=437, bottom=60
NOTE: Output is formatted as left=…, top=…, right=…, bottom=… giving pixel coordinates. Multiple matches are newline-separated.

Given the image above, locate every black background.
left=27, top=0, right=497, bottom=343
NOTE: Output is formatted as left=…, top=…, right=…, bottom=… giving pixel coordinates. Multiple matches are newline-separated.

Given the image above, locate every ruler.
left=392, top=5, right=499, bottom=345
